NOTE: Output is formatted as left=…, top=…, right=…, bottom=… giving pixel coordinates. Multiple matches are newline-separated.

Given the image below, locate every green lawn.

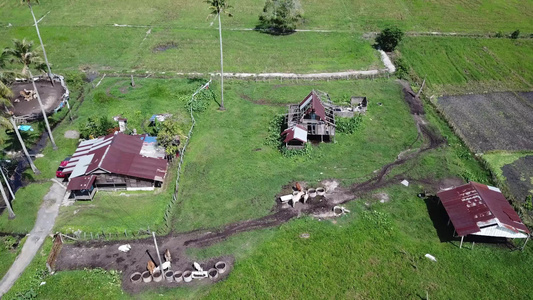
left=0, top=182, right=52, bottom=234
left=400, top=37, right=533, bottom=94
left=1, top=0, right=531, bottom=32
left=0, top=236, right=26, bottom=279
left=173, top=78, right=419, bottom=232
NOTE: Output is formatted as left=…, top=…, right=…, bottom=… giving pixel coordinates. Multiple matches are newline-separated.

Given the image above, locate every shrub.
left=394, top=57, right=410, bottom=80
left=375, top=26, right=404, bottom=52
left=79, top=116, right=116, bottom=139
left=336, top=114, right=363, bottom=134
left=525, top=195, right=533, bottom=211
left=495, top=31, right=504, bottom=38
left=510, top=29, right=520, bottom=39
left=258, top=0, right=303, bottom=34
left=93, top=91, right=113, bottom=104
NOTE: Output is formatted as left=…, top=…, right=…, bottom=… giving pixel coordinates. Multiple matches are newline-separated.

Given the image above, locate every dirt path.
left=0, top=181, right=66, bottom=297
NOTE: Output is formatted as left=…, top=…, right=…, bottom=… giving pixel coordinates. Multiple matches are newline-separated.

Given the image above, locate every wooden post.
left=152, top=232, right=163, bottom=268
left=460, top=236, right=464, bottom=249
left=131, top=75, right=135, bottom=87
left=522, top=235, right=530, bottom=251
left=0, top=165, right=15, bottom=200
left=472, top=241, right=475, bottom=250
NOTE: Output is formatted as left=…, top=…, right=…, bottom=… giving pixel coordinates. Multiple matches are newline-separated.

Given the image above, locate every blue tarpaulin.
left=18, top=125, right=33, bottom=132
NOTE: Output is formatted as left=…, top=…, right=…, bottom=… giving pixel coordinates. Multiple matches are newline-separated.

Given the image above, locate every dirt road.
left=0, top=181, right=66, bottom=297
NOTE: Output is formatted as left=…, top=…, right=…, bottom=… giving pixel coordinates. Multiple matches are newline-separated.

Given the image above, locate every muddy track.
left=55, top=80, right=446, bottom=293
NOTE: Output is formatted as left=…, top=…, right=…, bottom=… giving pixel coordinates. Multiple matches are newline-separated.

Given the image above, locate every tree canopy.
left=258, top=0, right=303, bottom=34
left=375, top=27, right=404, bottom=52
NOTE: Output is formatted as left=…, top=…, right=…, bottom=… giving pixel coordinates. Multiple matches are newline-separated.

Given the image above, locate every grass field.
left=0, top=236, right=25, bottom=280
left=173, top=78, right=419, bottom=232
left=0, top=26, right=379, bottom=73
left=1, top=0, right=531, bottom=32
left=400, top=37, right=533, bottom=94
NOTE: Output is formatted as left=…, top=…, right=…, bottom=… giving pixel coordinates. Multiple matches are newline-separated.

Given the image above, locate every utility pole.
left=0, top=178, right=15, bottom=219
left=152, top=232, right=163, bottom=269
left=28, top=70, right=57, bottom=150
left=0, top=165, right=15, bottom=200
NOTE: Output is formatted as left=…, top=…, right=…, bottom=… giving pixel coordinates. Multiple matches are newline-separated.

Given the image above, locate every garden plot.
left=438, top=92, right=533, bottom=153
left=502, top=155, right=533, bottom=203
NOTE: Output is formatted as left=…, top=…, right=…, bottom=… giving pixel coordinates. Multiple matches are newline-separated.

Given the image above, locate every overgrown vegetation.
left=78, top=116, right=116, bottom=139
left=157, top=118, right=184, bottom=156
left=336, top=114, right=363, bottom=134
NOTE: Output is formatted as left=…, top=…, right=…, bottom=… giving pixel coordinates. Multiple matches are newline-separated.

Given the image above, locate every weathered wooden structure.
left=283, top=90, right=336, bottom=149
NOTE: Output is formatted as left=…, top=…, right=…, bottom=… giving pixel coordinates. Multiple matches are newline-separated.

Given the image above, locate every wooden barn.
left=284, top=90, right=336, bottom=149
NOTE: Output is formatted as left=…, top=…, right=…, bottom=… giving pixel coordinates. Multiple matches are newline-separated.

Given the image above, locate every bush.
left=79, top=116, right=116, bottom=139
left=495, top=31, right=504, bottom=38
left=93, top=91, right=113, bottom=104
left=258, top=0, right=303, bottom=34
left=375, top=26, right=404, bottom=52
left=394, top=57, right=410, bottom=80
left=336, top=114, right=363, bottom=134
left=510, top=29, right=520, bottom=39
left=525, top=195, right=533, bottom=211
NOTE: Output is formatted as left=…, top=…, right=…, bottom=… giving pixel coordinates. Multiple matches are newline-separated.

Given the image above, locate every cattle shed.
left=437, top=182, right=530, bottom=249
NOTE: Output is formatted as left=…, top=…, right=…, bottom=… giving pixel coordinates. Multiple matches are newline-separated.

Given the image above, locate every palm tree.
left=2, top=39, right=39, bottom=77
left=206, top=0, right=232, bottom=110
left=4, top=40, right=57, bottom=150
left=0, top=75, right=40, bottom=174
left=22, top=0, right=54, bottom=85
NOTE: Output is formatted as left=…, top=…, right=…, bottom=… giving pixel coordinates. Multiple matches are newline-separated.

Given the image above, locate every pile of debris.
left=279, top=182, right=350, bottom=217
left=126, top=244, right=228, bottom=284
left=16, top=89, right=37, bottom=102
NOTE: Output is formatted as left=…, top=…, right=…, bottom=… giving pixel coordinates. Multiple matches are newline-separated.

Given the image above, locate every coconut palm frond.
left=3, top=39, right=41, bottom=76
left=206, top=0, right=232, bottom=16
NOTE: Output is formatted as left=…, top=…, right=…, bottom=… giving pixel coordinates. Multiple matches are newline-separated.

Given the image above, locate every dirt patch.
left=398, top=80, right=424, bottom=115
left=438, top=92, right=533, bottom=153
left=373, top=192, right=389, bottom=203
left=64, top=130, right=80, bottom=139
left=502, top=155, right=533, bottom=203
left=153, top=42, right=177, bottom=52
left=8, top=80, right=65, bottom=119
left=240, top=94, right=287, bottom=106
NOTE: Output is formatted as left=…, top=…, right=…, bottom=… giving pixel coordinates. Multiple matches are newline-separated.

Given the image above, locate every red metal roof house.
left=437, top=182, right=530, bottom=248
left=64, top=132, right=168, bottom=200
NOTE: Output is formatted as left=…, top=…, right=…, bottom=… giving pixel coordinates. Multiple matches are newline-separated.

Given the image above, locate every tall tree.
left=0, top=75, right=40, bottom=174
left=206, top=0, right=232, bottom=110
left=22, top=0, right=54, bottom=85
left=4, top=40, right=57, bottom=149
left=2, top=39, right=39, bottom=76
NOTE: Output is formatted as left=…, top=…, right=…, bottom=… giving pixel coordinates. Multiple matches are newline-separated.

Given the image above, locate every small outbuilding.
left=437, top=182, right=530, bottom=248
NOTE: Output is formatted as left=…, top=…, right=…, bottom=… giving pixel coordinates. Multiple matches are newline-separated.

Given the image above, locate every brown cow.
left=147, top=260, right=156, bottom=274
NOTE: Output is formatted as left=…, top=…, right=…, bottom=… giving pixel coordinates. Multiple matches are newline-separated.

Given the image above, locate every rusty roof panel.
left=437, top=182, right=529, bottom=237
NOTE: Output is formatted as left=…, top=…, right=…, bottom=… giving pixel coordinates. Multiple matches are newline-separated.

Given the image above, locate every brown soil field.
left=502, top=155, right=533, bottom=203
left=438, top=92, right=533, bottom=153
left=9, top=80, right=65, bottom=119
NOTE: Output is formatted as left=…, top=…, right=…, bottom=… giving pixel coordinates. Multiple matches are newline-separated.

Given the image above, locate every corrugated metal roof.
left=437, top=182, right=529, bottom=237
left=299, top=90, right=326, bottom=122
left=67, top=175, right=96, bottom=191
left=65, top=133, right=168, bottom=188
left=282, top=125, right=308, bottom=143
